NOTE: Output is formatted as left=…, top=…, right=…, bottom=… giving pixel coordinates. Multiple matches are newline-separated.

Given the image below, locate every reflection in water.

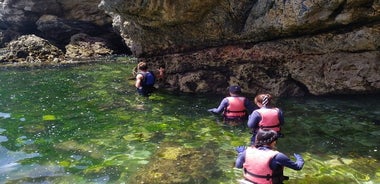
left=0, top=146, right=40, bottom=175
left=0, top=60, right=379, bottom=183
left=0, top=112, right=10, bottom=119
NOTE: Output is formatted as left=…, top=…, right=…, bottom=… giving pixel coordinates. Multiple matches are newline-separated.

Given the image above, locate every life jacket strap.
left=259, top=124, right=280, bottom=128
left=226, top=110, right=246, bottom=113
left=244, top=168, right=281, bottom=181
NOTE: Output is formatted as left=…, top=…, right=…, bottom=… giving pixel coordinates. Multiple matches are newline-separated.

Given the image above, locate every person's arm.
left=135, top=74, right=143, bottom=88
left=157, top=67, right=165, bottom=79
left=247, top=111, right=261, bottom=129
left=208, top=98, right=229, bottom=114
left=235, top=150, right=246, bottom=168
left=271, top=152, right=304, bottom=171
left=278, top=108, right=284, bottom=126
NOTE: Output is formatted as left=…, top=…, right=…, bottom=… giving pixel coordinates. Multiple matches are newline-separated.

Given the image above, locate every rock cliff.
left=1, top=0, right=379, bottom=96
left=100, top=0, right=380, bottom=96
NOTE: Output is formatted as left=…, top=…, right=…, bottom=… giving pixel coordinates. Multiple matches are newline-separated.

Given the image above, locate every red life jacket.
left=257, top=108, right=281, bottom=132
left=224, top=97, right=247, bottom=118
left=243, top=147, right=283, bottom=184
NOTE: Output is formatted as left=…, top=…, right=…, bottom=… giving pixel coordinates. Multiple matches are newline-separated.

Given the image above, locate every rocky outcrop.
left=0, top=0, right=129, bottom=54
left=65, top=33, right=113, bottom=58
left=0, top=34, right=64, bottom=63
left=142, top=25, right=380, bottom=96
left=100, top=0, right=380, bottom=96
left=0, top=34, right=115, bottom=64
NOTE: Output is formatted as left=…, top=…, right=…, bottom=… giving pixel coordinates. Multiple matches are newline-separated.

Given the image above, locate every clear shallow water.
left=0, top=59, right=379, bottom=184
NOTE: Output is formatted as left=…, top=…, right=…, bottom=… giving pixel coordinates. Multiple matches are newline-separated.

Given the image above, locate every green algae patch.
left=82, top=165, right=124, bottom=182
left=54, top=140, right=104, bottom=159
left=284, top=152, right=380, bottom=184
left=23, top=124, right=46, bottom=133
left=157, top=147, right=182, bottom=160
left=129, top=142, right=223, bottom=183
left=123, top=128, right=153, bottom=142
left=43, top=115, right=56, bottom=121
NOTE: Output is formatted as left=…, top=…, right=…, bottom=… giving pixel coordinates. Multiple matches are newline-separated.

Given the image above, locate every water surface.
left=0, top=59, right=379, bottom=183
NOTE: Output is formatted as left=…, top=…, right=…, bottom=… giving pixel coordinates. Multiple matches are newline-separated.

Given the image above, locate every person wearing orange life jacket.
left=208, top=85, right=256, bottom=126
left=247, top=93, right=284, bottom=145
left=235, top=129, right=304, bottom=184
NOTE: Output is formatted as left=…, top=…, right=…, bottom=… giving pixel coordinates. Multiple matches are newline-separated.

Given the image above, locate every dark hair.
left=229, top=85, right=242, bottom=94
left=254, top=129, right=278, bottom=147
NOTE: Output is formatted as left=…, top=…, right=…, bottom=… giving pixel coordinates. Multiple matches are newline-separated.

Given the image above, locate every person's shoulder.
left=148, top=71, right=155, bottom=76
left=274, top=107, right=282, bottom=111
left=273, top=152, right=288, bottom=160
left=136, top=73, right=144, bottom=78
left=242, top=96, right=250, bottom=100
left=222, top=97, right=230, bottom=101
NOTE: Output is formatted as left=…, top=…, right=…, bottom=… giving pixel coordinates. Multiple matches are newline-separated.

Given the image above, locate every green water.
left=0, top=58, right=379, bottom=184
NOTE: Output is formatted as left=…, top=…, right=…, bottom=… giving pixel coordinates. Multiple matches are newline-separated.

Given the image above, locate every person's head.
left=229, top=85, right=242, bottom=95
left=137, top=62, right=148, bottom=71
left=254, top=93, right=272, bottom=107
left=254, top=129, right=278, bottom=147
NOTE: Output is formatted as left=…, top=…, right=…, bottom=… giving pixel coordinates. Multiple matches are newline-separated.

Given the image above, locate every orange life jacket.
left=257, top=108, right=281, bottom=132
left=243, top=147, right=283, bottom=184
left=224, top=96, right=247, bottom=118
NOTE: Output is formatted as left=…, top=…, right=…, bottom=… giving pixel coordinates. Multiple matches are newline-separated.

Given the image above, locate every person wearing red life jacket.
left=247, top=94, right=284, bottom=145
left=208, top=85, right=256, bottom=126
left=235, top=129, right=304, bottom=184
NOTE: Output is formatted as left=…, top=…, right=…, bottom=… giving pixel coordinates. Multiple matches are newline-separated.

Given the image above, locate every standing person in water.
left=235, top=129, right=304, bottom=184
left=247, top=93, right=284, bottom=145
left=135, top=62, right=164, bottom=96
left=208, top=85, right=256, bottom=126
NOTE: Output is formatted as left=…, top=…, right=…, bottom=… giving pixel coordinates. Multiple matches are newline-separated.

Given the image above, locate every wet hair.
left=254, top=94, right=272, bottom=107
left=254, top=129, right=278, bottom=147
left=137, top=62, right=148, bottom=71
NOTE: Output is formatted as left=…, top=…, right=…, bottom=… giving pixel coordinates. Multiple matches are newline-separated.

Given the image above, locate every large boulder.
left=65, top=33, right=113, bottom=59
left=0, top=34, right=64, bottom=63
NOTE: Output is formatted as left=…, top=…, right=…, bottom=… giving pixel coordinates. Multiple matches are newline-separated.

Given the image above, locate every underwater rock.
left=129, top=142, right=222, bottom=183
left=54, top=140, right=103, bottom=159
left=82, top=165, right=123, bottom=182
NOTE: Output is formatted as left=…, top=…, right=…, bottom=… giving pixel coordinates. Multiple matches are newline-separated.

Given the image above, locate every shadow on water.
left=0, top=58, right=379, bottom=183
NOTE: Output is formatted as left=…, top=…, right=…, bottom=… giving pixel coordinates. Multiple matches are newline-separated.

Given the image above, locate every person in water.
left=208, top=85, right=256, bottom=126
left=135, top=62, right=164, bottom=96
left=247, top=93, right=284, bottom=144
left=235, top=129, right=304, bottom=184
